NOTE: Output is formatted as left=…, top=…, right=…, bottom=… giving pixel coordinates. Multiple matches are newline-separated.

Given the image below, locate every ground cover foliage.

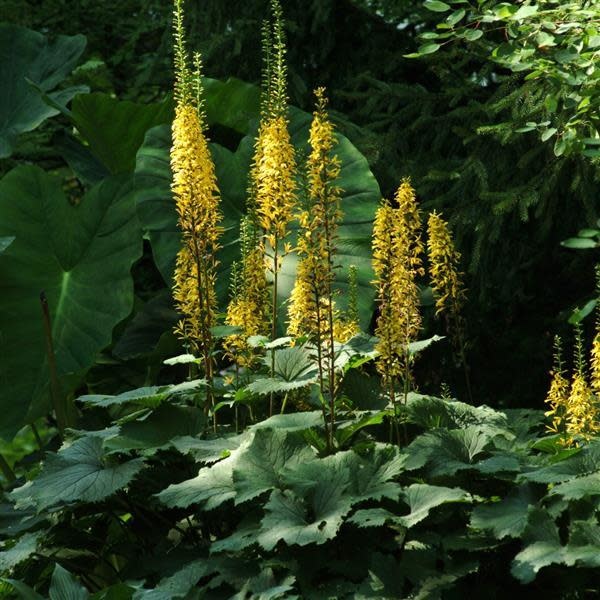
left=0, top=0, right=600, bottom=598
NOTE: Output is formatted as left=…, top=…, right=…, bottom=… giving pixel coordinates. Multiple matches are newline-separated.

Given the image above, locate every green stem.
left=0, top=454, right=16, bottom=484
left=31, top=423, right=44, bottom=451
left=40, top=291, right=70, bottom=436
left=269, top=234, right=279, bottom=417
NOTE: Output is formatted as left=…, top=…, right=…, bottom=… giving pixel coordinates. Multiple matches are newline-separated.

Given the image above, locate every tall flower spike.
left=288, top=88, right=342, bottom=341
left=224, top=217, right=269, bottom=365
left=427, top=211, right=465, bottom=316
left=590, top=264, right=600, bottom=394
left=171, top=0, right=222, bottom=409
left=544, top=335, right=570, bottom=442
left=395, top=179, right=424, bottom=276
left=567, top=323, right=599, bottom=442
left=373, top=200, right=421, bottom=385
left=254, top=0, right=296, bottom=350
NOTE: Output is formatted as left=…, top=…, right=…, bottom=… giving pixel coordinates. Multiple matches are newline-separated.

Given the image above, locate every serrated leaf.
left=232, top=429, right=315, bottom=504
left=399, top=484, right=470, bottom=528
left=170, top=434, right=242, bottom=463
left=11, top=434, right=145, bottom=511
left=249, top=411, right=324, bottom=432
left=471, top=486, right=535, bottom=539
left=348, top=508, right=402, bottom=529
left=404, top=426, right=496, bottom=476
left=132, top=560, right=213, bottom=600
left=0, top=532, right=41, bottom=572
left=258, top=488, right=348, bottom=549
left=78, top=380, right=205, bottom=409
left=547, top=472, right=600, bottom=500
left=511, top=541, right=600, bottom=584
left=521, top=441, right=600, bottom=483
left=104, top=405, right=206, bottom=454
left=157, top=457, right=236, bottom=510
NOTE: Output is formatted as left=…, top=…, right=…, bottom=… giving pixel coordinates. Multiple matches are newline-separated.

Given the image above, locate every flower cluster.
left=170, top=8, right=221, bottom=361
left=372, top=180, right=423, bottom=388
left=427, top=211, right=465, bottom=316
left=288, top=88, right=342, bottom=342
left=545, top=326, right=600, bottom=445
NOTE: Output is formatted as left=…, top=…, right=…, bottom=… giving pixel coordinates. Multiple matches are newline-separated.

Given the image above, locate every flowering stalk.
left=544, top=335, right=570, bottom=444
left=567, top=323, right=599, bottom=442
left=373, top=181, right=423, bottom=444
left=253, top=0, right=297, bottom=415
left=591, top=264, right=600, bottom=395
left=224, top=216, right=269, bottom=367
left=171, top=0, right=222, bottom=427
left=287, top=88, right=342, bottom=446
left=427, top=211, right=472, bottom=403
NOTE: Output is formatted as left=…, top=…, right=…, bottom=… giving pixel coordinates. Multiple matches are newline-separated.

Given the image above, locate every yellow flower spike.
left=170, top=0, right=222, bottom=427
left=566, top=323, right=600, bottom=443
left=395, top=178, right=425, bottom=276
left=427, top=211, right=465, bottom=316
left=287, top=88, right=342, bottom=342
left=567, top=373, right=598, bottom=442
left=255, top=115, right=297, bottom=246
left=544, top=336, right=571, bottom=442
left=590, top=265, right=600, bottom=394
left=591, top=332, right=600, bottom=395
left=372, top=201, right=421, bottom=384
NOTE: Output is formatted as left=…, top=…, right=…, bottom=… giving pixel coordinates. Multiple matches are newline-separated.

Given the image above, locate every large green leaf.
left=70, top=93, right=173, bottom=174
left=398, top=484, right=471, bottom=528
left=246, top=346, right=319, bottom=395
left=48, top=565, right=89, bottom=600
left=404, top=426, right=497, bottom=477
left=470, top=486, right=535, bottom=539
left=10, top=434, right=145, bottom=511
left=0, top=532, right=41, bottom=573
left=232, top=428, right=314, bottom=504
left=133, top=80, right=381, bottom=328
left=0, top=24, right=86, bottom=157
left=0, top=166, right=143, bottom=438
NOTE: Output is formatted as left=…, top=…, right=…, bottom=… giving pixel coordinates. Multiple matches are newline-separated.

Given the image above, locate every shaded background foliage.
left=3, top=0, right=598, bottom=409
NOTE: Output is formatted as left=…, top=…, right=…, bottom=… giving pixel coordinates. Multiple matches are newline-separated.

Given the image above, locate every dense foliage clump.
left=0, top=0, right=599, bottom=598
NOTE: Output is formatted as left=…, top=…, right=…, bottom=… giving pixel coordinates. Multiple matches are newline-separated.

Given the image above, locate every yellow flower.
left=287, top=88, right=342, bottom=343
left=395, top=178, right=424, bottom=276
left=224, top=219, right=269, bottom=365
left=544, top=370, right=570, bottom=437
left=170, top=0, right=221, bottom=359
left=255, top=115, right=297, bottom=247
left=372, top=199, right=422, bottom=384
left=567, top=373, right=599, bottom=441
left=591, top=331, right=600, bottom=394
left=427, top=211, right=465, bottom=316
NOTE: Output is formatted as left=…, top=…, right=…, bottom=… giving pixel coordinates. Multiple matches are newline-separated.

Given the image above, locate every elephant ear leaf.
left=0, top=166, right=142, bottom=439
left=0, top=24, right=86, bottom=158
